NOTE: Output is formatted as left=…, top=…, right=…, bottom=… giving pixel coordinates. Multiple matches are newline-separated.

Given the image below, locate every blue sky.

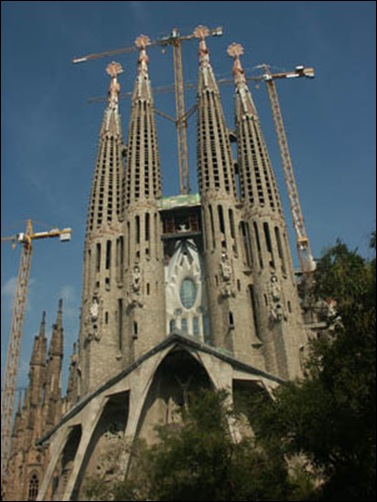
left=1, top=1, right=376, bottom=392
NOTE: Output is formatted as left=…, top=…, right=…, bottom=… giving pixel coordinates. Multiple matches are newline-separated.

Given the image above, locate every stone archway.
left=136, top=347, right=212, bottom=443
left=72, top=391, right=129, bottom=500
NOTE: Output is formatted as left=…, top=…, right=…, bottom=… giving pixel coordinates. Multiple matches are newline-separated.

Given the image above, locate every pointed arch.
left=27, top=472, right=39, bottom=501
left=136, top=348, right=213, bottom=441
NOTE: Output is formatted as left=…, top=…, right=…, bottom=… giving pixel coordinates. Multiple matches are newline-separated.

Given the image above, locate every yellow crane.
left=72, top=25, right=223, bottom=195
left=261, top=64, right=316, bottom=275
left=1, top=219, right=71, bottom=481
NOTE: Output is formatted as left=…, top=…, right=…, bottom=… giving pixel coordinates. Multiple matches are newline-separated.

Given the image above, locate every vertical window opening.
left=229, top=311, right=234, bottom=328
left=96, top=243, right=101, bottom=272
left=241, top=222, right=253, bottom=266
left=253, top=221, right=264, bottom=269
left=127, top=221, right=131, bottom=266
left=209, top=204, right=216, bottom=250
left=181, top=318, right=188, bottom=334
left=275, top=226, right=286, bottom=274
left=145, top=212, right=150, bottom=241
left=249, top=285, right=260, bottom=338
left=105, top=312, right=109, bottom=324
left=118, top=299, right=123, bottom=352
left=135, top=215, right=140, bottom=244
left=218, top=205, right=225, bottom=234
left=87, top=249, right=92, bottom=288
left=28, top=474, right=39, bottom=501
left=229, top=209, right=235, bottom=238
left=106, top=240, right=112, bottom=270
left=133, top=321, right=138, bottom=338
left=193, top=317, right=200, bottom=336
left=263, top=222, right=275, bottom=268
left=233, top=159, right=242, bottom=199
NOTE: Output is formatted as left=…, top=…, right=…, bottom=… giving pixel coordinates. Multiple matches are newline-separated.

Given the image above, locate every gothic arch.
left=51, top=425, right=82, bottom=501
left=27, top=471, right=39, bottom=501
left=136, top=347, right=213, bottom=442
left=73, top=391, right=129, bottom=500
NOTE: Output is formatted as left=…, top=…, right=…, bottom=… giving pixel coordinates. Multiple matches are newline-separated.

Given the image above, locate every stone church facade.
left=4, top=28, right=311, bottom=501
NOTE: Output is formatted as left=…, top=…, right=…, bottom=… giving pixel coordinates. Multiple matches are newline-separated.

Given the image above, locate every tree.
left=254, top=234, right=376, bottom=501
left=85, top=389, right=301, bottom=501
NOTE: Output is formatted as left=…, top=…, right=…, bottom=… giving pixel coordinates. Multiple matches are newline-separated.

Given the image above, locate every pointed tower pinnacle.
left=100, top=61, right=123, bottom=136
left=49, top=299, right=63, bottom=358
left=227, top=43, right=281, bottom=213
left=30, top=311, right=47, bottom=366
left=132, top=35, right=153, bottom=101
left=124, top=34, right=162, bottom=206
left=227, top=43, right=257, bottom=116
left=194, top=25, right=220, bottom=93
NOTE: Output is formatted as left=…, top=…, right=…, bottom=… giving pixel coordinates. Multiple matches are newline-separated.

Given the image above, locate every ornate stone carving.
left=219, top=251, right=234, bottom=298
left=269, top=275, right=284, bottom=322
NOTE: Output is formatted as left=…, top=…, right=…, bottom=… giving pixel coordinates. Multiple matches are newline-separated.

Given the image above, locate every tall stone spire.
left=44, top=300, right=64, bottom=428
left=195, top=27, right=262, bottom=363
left=86, top=61, right=124, bottom=236
left=228, top=44, right=307, bottom=379
left=195, top=25, right=236, bottom=198
left=30, top=311, right=47, bottom=366
left=29, top=311, right=47, bottom=408
left=227, top=43, right=281, bottom=213
left=122, top=35, right=166, bottom=363
left=123, top=35, right=162, bottom=206
left=49, top=300, right=63, bottom=357
left=79, top=63, right=125, bottom=394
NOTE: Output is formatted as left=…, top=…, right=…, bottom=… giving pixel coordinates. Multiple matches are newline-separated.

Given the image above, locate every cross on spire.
left=227, top=43, right=247, bottom=86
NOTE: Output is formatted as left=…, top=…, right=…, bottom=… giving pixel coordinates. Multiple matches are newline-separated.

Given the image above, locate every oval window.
left=180, top=278, right=197, bottom=309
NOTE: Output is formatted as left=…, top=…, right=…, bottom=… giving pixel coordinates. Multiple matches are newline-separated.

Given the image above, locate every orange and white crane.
left=72, top=26, right=223, bottom=195
left=261, top=64, right=316, bottom=275
left=1, top=219, right=71, bottom=480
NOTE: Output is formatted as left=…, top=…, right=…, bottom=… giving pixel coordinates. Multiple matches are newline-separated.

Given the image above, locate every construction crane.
left=1, top=219, right=71, bottom=481
left=72, top=25, right=223, bottom=195
left=261, top=64, right=316, bottom=275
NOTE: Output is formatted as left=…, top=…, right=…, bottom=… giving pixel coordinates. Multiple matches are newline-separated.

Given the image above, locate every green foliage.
left=255, top=234, right=376, bottom=501
left=85, top=389, right=301, bottom=501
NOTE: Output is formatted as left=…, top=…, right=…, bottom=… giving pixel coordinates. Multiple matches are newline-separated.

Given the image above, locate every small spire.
left=40, top=310, right=46, bottom=337
left=135, top=35, right=150, bottom=76
left=227, top=42, right=257, bottom=116
left=194, top=25, right=210, bottom=64
left=31, top=311, right=47, bottom=365
left=56, top=298, right=63, bottom=329
left=106, top=61, right=123, bottom=109
left=49, top=299, right=64, bottom=357
left=227, top=43, right=247, bottom=86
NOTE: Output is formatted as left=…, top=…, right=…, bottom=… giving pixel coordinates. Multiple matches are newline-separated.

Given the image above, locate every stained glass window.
left=180, top=278, right=197, bottom=309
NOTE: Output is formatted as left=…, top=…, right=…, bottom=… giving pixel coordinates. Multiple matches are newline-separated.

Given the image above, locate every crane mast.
left=1, top=220, right=71, bottom=481
left=263, top=65, right=315, bottom=275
